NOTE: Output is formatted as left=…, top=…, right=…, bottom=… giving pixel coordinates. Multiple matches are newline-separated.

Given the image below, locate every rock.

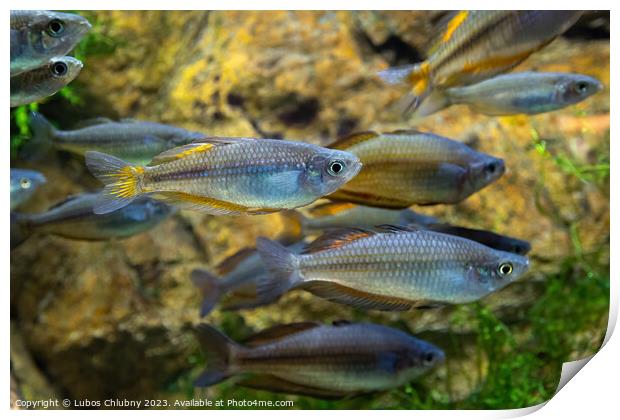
left=11, top=11, right=609, bottom=406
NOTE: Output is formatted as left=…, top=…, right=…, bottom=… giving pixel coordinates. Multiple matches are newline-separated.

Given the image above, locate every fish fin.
left=375, top=224, right=421, bottom=234
left=215, top=247, right=258, bottom=276
left=378, top=62, right=432, bottom=116
left=301, top=228, right=375, bottom=254
left=328, top=190, right=412, bottom=210
left=255, top=237, right=301, bottom=300
left=387, top=128, right=425, bottom=136
left=194, top=324, right=238, bottom=387
left=190, top=269, right=224, bottom=317
left=46, top=193, right=83, bottom=210
left=150, top=192, right=261, bottom=215
left=306, top=201, right=358, bottom=218
left=331, top=319, right=353, bottom=327
left=242, top=322, right=321, bottom=347
left=10, top=212, right=32, bottom=249
left=326, top=131, right=379, bottom=150
left=238, top=375, right=352, bottom=399
left=278, top=210, right=306, bottom=244
left=426, top=11, right=469, bottom=55
left=149, top=142, right=218, bottom=165
left=72, top=117, right=114, bottom=128
left=85, top=151, right=144, bottom=215
left=412, top=89, right=452, bottom=118
left=302, top=281, right=413, bottom=311
left=20, top=112, right=55, bottom=161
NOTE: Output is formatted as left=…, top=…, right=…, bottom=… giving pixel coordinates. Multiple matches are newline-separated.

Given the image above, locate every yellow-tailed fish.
left=257, top=225, right=529, bottom=311
left=378, top=11, right=584, bottom=114
left=85, top=137, right=361, bottom=215
left=415, top=72, right=603, bottom=117
left=194, top=321, right=444, bottom=397
left=11, top=10, right=91, bottom=76
left=10, top=56, right=82, bottom=107
left=325, top=130, right=504, bottom=208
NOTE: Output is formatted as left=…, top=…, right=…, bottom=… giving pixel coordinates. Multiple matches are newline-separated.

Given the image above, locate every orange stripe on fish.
left=461, top=50, right=534, bottom=75
left=443, top=11, right=469, bottom=42
left=409, top=61, right=431, bottom=97
left=307, top=202, right=357, bottom=217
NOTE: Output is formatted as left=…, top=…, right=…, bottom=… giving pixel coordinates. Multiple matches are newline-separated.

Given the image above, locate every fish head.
left=48, top=56, right=83, bottom=81
left=28, top=11, right=91, bottom=56
left=466, top=156, right=505, bottom=195
left=397, top=338, right=445, bottom=379
left=13, top=169, right=47, bottom=193
left=468, top=250, right=530, bottom=297
left=302, top=149, right=362, bottom=196
left=556, top=74, right=604, bottom=104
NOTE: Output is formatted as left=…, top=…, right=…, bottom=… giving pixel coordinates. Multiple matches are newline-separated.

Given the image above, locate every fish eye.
left=485, top=162, right=497, bottom=174
left=327, top=160, right=345, bottom=176
left=423, top=352, right=436, bottom=365
left=497, top=262, right=513, bottom=277
left=576, top=81, right=589, bottom=94
left=20, top=178, right=32, bottom=189
left=47, top=19, right=65, bottom=36
left=51, top=61, right=68, bottom=77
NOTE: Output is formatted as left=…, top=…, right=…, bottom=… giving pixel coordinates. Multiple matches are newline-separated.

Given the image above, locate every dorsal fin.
left=148, top=137, right=248, bottom=165
left=215, top=247, right=258, bottom=276
left=375, top=224, right=421, bottom=234
left=306, top=201, right=357, bottom=218
left=327, top=131, right=379, bottom=150
left=73, top=117, right=114, bottom=129
left=332, top=320, right=353, bottom=327
left=427, top=11, right=469, bottom=56
left=388, top=128, right=425, bottom=136
left=301, top=228, right=375, bottom=254
left=243, top=322, right=321, bottom=347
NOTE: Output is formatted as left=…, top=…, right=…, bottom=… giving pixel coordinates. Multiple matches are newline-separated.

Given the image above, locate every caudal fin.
left=377, top=62, right=432, bottom=116
left=20, top=112, right=55, bottom=161
left=191, top=268, right=224, bottom=317
left=194, top=324, right=238, bottom=387
left=412, top=89, right=451, bottom=118
left=85, top=151, right=144, bottom=214
left=255, top=237, right=301, bottom=301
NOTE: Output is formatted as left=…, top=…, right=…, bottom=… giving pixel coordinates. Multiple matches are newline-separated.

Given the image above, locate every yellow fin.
left=152, top=192, right=278, bottom=215
left=301, top=228, right=375, bottom=254
left=306, top=201, right=357, bottom=218
left=327, top=131, right=379, bottom=150
left=149, top=143, right=215, bottom=165
left=443, top=11, right=468, bottom=42
left=328, top=190, right=412, bottom=210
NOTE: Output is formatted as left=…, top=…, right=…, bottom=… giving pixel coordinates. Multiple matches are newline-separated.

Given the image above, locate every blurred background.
left=10, top=11, right=609, bottom=409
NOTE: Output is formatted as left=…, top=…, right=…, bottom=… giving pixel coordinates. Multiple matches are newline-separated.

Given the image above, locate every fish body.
left=257, top=226, right=529, bottom=311
left=327, top=131, right=504, bottom=208
left=11, top=192, right=173, bottom=245
left=85, top=138, right=361, bottom=215
left=10, top=169, right=47, bottom=210
left=10, top=10, right=91, bottom=76
left=195, top=321, right=444, bottom=397
left=191, top=242, right=307, bottom=316
left=10, top=56, right=82, bottom=107
left=416, top=72, right=603, bottom=117
left=379, top=10, right=583, bottom=113
left=27, top=112, right=207, bottom=164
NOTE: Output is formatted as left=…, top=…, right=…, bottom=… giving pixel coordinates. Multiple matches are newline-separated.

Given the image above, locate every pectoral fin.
left=302, top=281, right=414, bottom=311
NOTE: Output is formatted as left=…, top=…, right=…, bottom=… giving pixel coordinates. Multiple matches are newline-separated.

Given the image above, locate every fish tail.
left=378, top=62, right=432, bottom=116
left=191, top=268, right=225, bottom=317
left=194, top=323, right=238, bottom=387
left=85, top=151, right=145, bottom=215
left=412, top=89, right=452, bottom=118
left=20, top=112, right=55, bottom=161
left=256, top=237, right=301, bottom=301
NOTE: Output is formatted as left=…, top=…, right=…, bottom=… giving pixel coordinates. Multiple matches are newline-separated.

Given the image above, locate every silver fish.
left=257, top=225, right=529, bottom=311
left=191, top=242, right=307, bottom=317
left=10, top=10, right=91, bottom=76
left=415, top=72, right=604, bottom=117
left=195, top=321, right=444, bottom=398
left=85, top=138, right=362, bottom=215
left=11, top=192, right=173, bottom=247
left=10, top=56, right=83, bottom=107
left=25, top=112, right=207, bottom=165
left=10, top=169, right=47, bottom=210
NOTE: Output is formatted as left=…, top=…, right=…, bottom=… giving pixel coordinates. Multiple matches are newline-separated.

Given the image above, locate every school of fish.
left=10, top=10, right=602, bottom=401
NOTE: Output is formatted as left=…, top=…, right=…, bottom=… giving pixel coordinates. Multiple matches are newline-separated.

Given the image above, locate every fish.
left=326, top=130, right=504, bottom=208
left=11, top=192, right=174, bottom=247
left=24, top=112, right=208, bottom=164
left=10, top=10, right=91, bottom=76
left=10, top=56, right=83, bottom=107
left=415, top=72, right=604, bottom=117
left=191, top=242, right=307, bottom=317
left=256, top=225, right=529, bottom=311
left=378, top=11, right=583, bottom=114
left=85, top=137, right=362, bottom=216
left=194, top=320, right=444, bottom=398
left=285, top=202, right=531, bottom=255
left=10, top=169, right=47, bottom=210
